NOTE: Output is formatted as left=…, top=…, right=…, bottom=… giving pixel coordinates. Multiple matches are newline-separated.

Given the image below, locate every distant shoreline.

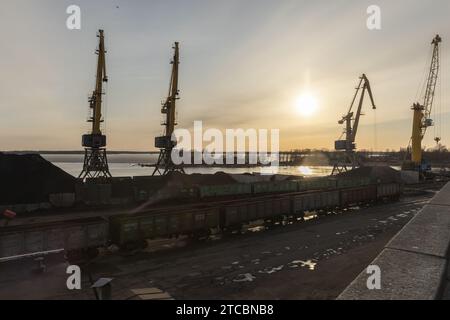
left=2, top=151, right=157, bottom=155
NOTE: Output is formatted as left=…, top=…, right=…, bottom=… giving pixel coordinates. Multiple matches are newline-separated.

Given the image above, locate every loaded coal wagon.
left=0, top=217, right=108, bottom=260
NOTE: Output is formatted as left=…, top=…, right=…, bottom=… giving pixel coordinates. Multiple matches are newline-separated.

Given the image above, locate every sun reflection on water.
left=298, top=166, right=313, bottom=176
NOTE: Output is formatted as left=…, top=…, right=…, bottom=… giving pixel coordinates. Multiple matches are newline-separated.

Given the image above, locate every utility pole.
left=79, top=30, right=112, bottom=180
left=153, top=42, right=185, bottom=176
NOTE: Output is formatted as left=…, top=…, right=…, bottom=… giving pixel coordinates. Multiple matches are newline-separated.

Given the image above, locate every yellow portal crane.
left=90, top=30, right=108, bottom=136
left=79, top=29, right=112, bottom=180
left=404, top=35, right=441, bottom=172
left=153, top=42, right=185, bottom=176
left=332, top=74, right=376, bottom=175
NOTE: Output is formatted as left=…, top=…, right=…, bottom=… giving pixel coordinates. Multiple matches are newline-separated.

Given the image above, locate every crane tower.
left=79, top=29, right=112, bottom=180
left=153, top=42, right=185, bottom=176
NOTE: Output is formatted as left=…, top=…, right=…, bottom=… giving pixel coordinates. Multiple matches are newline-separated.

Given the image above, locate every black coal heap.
left=0, top=153, right=76, bottom=205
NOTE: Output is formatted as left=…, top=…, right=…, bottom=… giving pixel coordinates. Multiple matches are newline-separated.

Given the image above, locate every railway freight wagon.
left=0, top=217, right=108, bottom=260
left=252, top=180, right=298, bottom=195
left=222, top=197, right=291, bottom=229
left=377, top=183, right=401, bottom=200
left=291, top=190, right=340, bottom=216
left=198, top=183, right=252, bottom=199
left=340, top=185, right=377, bottom=207
left=110, top=207, right=221, bottom=246
left=298, top=178, right=337, bottom=192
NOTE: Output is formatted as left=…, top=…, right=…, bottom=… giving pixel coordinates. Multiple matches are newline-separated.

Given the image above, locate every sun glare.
left=298, top=166, right=313, bottom=176
left=295, top=93, right=318, bottom=117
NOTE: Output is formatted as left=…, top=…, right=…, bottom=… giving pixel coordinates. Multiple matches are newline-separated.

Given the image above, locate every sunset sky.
left=1, top=0, right=449, bottom=151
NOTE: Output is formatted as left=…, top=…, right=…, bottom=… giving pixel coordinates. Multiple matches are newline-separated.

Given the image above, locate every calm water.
left=42, top=154, right=333, bottom=178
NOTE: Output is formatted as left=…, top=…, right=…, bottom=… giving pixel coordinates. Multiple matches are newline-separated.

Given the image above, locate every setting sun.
left=295, top=93, right=318, bottom=117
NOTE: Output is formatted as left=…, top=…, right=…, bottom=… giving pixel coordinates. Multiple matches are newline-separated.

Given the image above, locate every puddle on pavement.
left=247, top=226, right=266, bottom=233
left=143, top=237, right=188, bottom=253
left=304, top=212, right=318, bottom=221
left=258, top=265, right=284, bottom=274
left=288, top=259, right=317, bottom=271
left=233, top=273, right=256, bottom=282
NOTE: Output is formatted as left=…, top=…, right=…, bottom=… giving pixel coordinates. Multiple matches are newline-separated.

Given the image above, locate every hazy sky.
left=1, top=0, right=449, bottom=151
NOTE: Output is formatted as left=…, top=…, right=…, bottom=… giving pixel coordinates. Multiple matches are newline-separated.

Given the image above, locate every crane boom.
left=351, top=74, right=375, bottom=142
left=335, top=74, right=376, bottom=152
left=163, top=42, right=179, bottom=136
left=422, top=35, right=441, bottom=134
left=92, top=29, right=108, bottom=135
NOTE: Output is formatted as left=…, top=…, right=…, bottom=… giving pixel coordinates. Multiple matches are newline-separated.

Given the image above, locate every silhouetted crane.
left=332, top=74, right=376, bottom=175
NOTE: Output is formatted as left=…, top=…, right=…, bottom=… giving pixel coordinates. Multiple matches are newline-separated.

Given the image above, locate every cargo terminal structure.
left=79, top=30, right=111, bottom=180
left=402, top=35, right=443, bottom=176
left=153, top=42, right=185, bottom=176
left=0, top=24, right=449, bottom=300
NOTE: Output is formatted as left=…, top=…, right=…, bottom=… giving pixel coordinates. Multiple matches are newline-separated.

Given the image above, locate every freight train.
left=74, top=175, right=374, bottom=206
left=0, top=181, right=401, bottom=261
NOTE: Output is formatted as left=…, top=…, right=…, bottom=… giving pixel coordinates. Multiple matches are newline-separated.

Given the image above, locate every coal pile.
left=336, top=166, right=401, bottom=184
left=0, top=153, right=76, bottom=205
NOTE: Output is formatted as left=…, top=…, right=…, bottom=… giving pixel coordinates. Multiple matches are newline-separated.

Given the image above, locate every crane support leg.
left=79, top=148, right=111, bottom=180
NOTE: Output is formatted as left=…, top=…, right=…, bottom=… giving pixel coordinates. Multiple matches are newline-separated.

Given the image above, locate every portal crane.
left=79, top=29, right=112, bottom=180
left=153, top=42, right=185, bottom=176
left=403, top=35, right=441, bottom=173
left=332, top=74, right=376, bottom=175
